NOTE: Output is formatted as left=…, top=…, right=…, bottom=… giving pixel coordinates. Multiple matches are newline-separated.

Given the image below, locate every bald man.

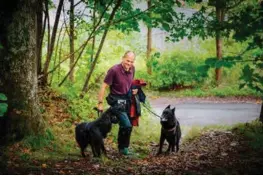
left=97, top=51, right=138, bottom=155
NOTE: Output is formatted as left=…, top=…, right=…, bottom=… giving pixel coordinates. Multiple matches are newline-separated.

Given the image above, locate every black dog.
left=157, top=105, right=181, bottom=155
left=75, top=107, right=119, bottom=157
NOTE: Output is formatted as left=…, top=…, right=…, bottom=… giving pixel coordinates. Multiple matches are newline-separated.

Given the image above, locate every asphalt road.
left=149, top=98, right=262, bottom=127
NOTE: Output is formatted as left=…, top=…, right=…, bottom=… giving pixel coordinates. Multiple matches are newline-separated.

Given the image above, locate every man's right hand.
left=97, top=102, right=103, bottom=112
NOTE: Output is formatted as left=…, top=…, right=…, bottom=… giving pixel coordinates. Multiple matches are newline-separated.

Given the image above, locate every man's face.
left=122, top=54, right=135, bottom=71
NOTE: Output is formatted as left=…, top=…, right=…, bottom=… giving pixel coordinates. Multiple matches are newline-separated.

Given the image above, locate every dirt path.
left=4, top=128, right=263, bottom=175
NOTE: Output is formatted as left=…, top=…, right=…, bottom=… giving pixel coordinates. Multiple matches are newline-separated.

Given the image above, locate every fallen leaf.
left=42, top=164, right=47, bottom=168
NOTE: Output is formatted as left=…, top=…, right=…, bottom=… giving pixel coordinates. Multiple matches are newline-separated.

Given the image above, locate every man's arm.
left=97, top=82, right=109, bottom=111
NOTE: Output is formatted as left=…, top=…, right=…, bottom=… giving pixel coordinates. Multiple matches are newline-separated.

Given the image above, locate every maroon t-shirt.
left=104, top=63, right=135, bottom=95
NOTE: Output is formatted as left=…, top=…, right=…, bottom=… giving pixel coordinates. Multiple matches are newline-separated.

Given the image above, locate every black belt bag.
left=106, top=94, right=129, bottom=112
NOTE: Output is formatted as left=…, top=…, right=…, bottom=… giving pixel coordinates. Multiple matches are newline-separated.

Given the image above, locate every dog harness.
left=162, top=126, right=176, bottom=134
left=161, top=120, right=178, bottom=134
left=84, top=123, right=92, bottom=131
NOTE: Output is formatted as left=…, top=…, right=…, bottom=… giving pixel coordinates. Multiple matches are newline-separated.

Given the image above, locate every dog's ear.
left=171, top=107, right=175, bottom=114
left=165, top=105, right=171, bottom=109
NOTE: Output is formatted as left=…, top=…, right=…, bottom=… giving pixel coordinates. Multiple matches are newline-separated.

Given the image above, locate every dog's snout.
left=161, top=117, right=167, bottom=122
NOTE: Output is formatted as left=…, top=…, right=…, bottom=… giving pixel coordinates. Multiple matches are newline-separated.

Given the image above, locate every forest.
left=0, top=0, right=263, bottom=174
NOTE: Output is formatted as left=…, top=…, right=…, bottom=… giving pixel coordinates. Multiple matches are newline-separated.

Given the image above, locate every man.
left=97, top=51, right=138, bottom=155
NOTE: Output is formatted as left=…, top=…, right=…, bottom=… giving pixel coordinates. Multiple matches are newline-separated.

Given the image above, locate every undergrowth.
left=147, top=85, right=260, bottom=98
left=11, top=88, right=262, bottom=163
left=232, top=120, right=263, bottom=150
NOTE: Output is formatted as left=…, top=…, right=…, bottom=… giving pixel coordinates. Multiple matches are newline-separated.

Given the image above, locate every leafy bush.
left=22, top=128, right=54, bottom=151
left=0, top=93, right=8, bottom=117
left=145, top=50, right=208, bottom=90
left=233, top=120, right=263, bottom=150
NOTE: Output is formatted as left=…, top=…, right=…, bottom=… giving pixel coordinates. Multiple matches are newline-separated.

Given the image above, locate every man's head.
left=121, top=51, right=135, bottom=71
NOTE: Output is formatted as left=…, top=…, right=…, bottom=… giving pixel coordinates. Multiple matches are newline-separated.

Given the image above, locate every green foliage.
left=0, top=93, right=8, bottom=117
left=138, top=36, right=261, bottom=94
left=145, top=50, right=208, bottom=90
left=205, top=57, right=237, bottom=68
left=148, top=83, right=260, bottom=98
left=239, top=51, right=263, bottom=94
left=53, top=85, right=98, bottom=121
left=0, top=93, right=7, bottom=101
left=22, top=128, right=54, bottom=151
left=183, top=124, right=231, bottom=142
left=229, top=1, right=263, bottom=95
left=168, top=0, right=263, bottom=95
left=233, top=120, right=263, bottom=149
left=183, top=126, right=202, bottom=142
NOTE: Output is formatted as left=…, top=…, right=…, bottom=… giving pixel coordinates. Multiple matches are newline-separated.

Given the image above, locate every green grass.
left=22, top=128, right=54, bottom=151
left=17, top=123, right=79, bottom=161
left=182, top=120, right=263, bottom=152
left=183, top=124, right=232, bottom=142
left=146, top=85, right=261, bottom=98
left=232, top=119, right=263, bottom=149
left=108, top=106, right=161, bottom=158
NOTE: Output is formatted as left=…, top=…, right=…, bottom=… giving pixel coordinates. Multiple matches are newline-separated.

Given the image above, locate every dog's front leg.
left=81, top=148, right=86, bottom=157
left=157, top=133, right=165, bottom=155
left=101, top=141, right=107, bottom=156
left=171, top=142, right=176, bottom=153
left=95, top=146, right=101, bottom=157
left=166, top=143, right=172, bottom=154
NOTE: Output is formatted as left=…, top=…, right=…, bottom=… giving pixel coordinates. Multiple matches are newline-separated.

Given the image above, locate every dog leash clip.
left=93, top=107, right=103, bottom=117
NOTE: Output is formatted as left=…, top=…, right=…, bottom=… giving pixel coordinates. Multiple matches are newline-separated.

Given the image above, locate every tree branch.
left=226, top=0, right=244, bottom=12
left=73, top=0, right=83, bottom=7
left=39, top=0, right=113, bottom=81
left=62, top=4, right=70, bottom=36
left=111, top=4, right=156, bottom=25
left=79, top=0, right=123, bottom=96
left=58, top=0, right=114, bottom=87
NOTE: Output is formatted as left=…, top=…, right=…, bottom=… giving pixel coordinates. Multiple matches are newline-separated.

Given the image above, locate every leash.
left=134, top=96, right=162, bottom=118
left=93, top=107, right=103, bottom=117
left=141, top=102, right=162, bottom=118
left=135, top=96, right=179, bottom=132
left=141, top=100, right=178, bottom=132
left=136, top=100, right=162, bottom=119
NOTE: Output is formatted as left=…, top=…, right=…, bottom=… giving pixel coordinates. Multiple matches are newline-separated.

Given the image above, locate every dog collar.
left=162, top=126, right=176, bottom=133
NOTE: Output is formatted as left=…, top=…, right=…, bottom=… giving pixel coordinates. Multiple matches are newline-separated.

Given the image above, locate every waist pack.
left=106, top=94, right=130, bottom=112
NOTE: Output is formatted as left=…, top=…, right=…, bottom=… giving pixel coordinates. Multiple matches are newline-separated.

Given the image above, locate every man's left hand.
left=132, top=89, right=138, bottom=95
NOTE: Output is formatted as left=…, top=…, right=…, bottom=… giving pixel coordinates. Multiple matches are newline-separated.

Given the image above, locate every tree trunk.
left=69, top=0, right=75, bottom=82
left=260, top=102, right=263, bottom=123
left=50, top=24, right=64, bottom=85
left=80, top=1, right=97, bottom=96
left=215, top=0, right=225, bottom=85
left=215, top=7, right=222, bottom=84
left=42, top=0, right=64, bottom=86
left=80, top=0, right=122, bottom=98
left=0, top=0, right=45, bottom=144
left=36, top=0, right=44, bottom=76
left=90, top=0, right=97, bottom=63
left=146, top=0, right=152, bottom=75
left=59, top=0, right=116, bottom=88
